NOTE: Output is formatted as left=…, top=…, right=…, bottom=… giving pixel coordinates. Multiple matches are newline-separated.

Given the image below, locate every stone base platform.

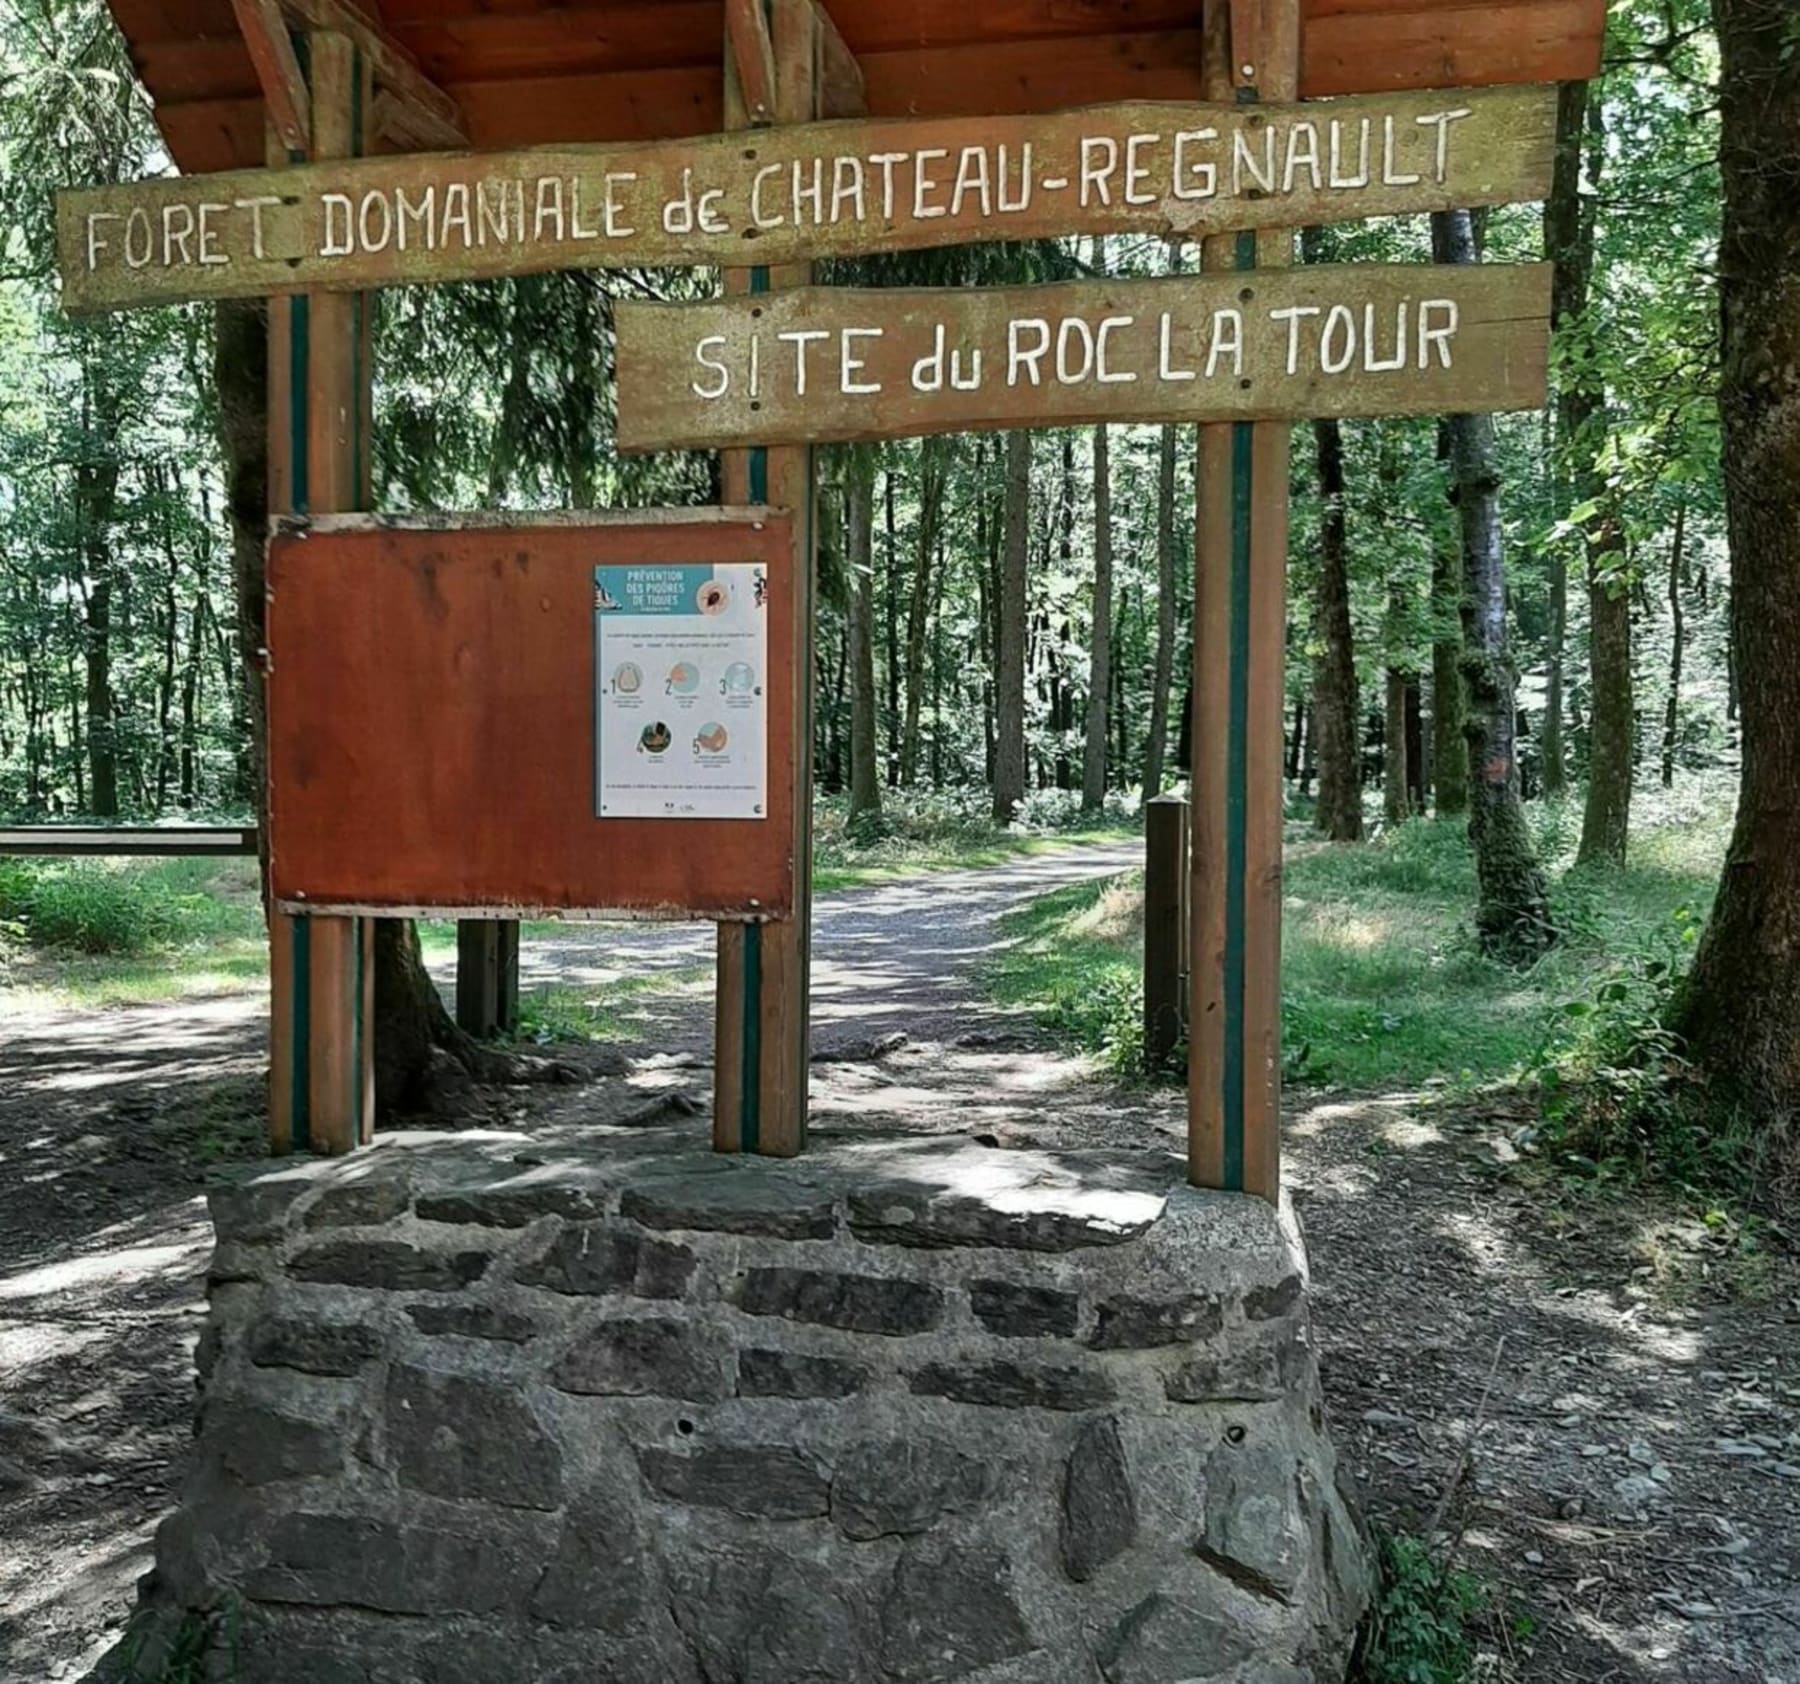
left=107, top=1126, right=1369, bottom=1683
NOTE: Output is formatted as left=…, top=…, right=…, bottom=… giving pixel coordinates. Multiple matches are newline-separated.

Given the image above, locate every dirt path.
left=1, top=840, right=1795, bottom=1683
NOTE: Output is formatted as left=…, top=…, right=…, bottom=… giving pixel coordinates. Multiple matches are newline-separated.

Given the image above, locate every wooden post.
left=456, top=920, right=521, bottom=1039
left=713, top=0, right=822, bottom=1157
left=1145, top=794, right=1190, bottom=1070
left=267, top=27, right=375, bottom=1156
left=1189, top=0, right=1299, bottom=1201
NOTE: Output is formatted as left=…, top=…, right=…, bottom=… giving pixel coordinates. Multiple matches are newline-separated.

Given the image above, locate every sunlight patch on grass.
left=985, top=776, right=1736, bottom=1095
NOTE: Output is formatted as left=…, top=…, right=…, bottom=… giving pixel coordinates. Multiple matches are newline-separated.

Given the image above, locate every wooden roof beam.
left=275, top=0, right=467, bottom=151
left=724, top=0, right=778, bottom=122
left=230, top=0, right=311, bottom=152
left=814, top=2, right=865, bottom=117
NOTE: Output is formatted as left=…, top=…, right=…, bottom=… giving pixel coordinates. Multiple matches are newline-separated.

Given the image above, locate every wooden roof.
left=110, top=0, right=1608, bottom=176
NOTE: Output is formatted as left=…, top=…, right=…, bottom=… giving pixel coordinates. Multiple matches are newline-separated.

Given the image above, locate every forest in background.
left=0, top=0, right=1722, bottom=861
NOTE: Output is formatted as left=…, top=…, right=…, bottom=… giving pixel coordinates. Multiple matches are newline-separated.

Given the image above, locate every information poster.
left=594, top=562, right=768, bottom=820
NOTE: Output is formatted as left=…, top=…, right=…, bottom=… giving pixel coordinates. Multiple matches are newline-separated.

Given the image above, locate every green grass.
left=513, top=968, right=711, bottom=1044
left=0, top=855, right=268, bottom=1008
left=983, top=779, right=1733, bottom=1094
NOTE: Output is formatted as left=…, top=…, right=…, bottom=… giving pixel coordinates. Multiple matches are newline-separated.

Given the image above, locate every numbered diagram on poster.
left=594, top=562, right=768, bottom=819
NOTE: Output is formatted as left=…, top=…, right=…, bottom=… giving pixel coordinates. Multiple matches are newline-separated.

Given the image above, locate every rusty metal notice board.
left=267, top=509, right=795, bottom=920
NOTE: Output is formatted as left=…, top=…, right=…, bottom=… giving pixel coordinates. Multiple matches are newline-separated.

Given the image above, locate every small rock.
left=1628, top=1441, right=1656, bottom=1467
left=1523, top=1550, right=1543, bottom=1566
left=1362, top=1409, right=1413, bottom=1430
left=1580, top=1444, right=1610, bottom=1459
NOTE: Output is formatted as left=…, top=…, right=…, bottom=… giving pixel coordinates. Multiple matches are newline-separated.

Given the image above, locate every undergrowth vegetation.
left=986, top=777, right=1771, bottom=1209
left=813, top=788, right=1138, bottom=889
left=1353, top=1532, right=1489, bottom=1684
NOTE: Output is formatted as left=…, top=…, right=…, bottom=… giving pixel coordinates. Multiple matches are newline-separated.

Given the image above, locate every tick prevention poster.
left=594, top=562, right=768, bottom=820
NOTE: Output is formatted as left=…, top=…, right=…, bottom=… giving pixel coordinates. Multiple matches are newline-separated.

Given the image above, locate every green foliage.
left=1526, top=908, right=1768, bottom=1203
left=984, top=873, right=1154, bottom=1082
left=0, top=857, right=257, bottom=955
left=813, top=790, right=1134, bottom=891
left=1355, top=1532, right=1486, bottom=1684
left=990, top=782, right=1734, bottom=1096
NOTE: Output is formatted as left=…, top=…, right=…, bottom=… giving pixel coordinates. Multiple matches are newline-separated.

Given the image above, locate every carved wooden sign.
left=612, top=264, right=1553, bottom=450
left=56, top=85, right=1555, bottom=314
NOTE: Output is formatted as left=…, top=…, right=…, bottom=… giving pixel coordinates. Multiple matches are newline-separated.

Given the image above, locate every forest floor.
left=0, top=834, right=1796, bottom=1684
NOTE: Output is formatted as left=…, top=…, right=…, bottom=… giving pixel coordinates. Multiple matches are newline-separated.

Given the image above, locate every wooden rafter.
left=723, top=0, right=778, bottom=123
left=230, top=0, right=311, bottom=152
left=813, top=2, right=865, bottom=117
left=275, top=0, right=467, bottom=151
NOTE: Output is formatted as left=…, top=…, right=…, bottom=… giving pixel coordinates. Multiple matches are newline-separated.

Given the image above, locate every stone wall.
left=109, top=1128, right=1368, bottom=1683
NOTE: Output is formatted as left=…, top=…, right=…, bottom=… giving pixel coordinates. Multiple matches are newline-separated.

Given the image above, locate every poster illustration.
left=594, top=562, right=768, bottom=820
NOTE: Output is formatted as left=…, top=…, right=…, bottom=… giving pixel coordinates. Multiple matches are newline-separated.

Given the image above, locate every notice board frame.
left=267, top=507, right=796, bottom=922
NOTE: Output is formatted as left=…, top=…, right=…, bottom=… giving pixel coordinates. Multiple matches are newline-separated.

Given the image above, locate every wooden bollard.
left=456, top=920, right=521, bottom=1040
left=1144, top=794, right=1190, bottom=1070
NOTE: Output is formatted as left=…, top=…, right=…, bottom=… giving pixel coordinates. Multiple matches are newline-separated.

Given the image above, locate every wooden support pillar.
left=1145, top=794, right=1190, bottom=1070
left=456, top=919, right=520, bottom=1039
left=266, top=27, right=376, bottom=1156
left=1189, top=0, right=1299, bottom=1201
left=713, top=0, right=823, bottom=1157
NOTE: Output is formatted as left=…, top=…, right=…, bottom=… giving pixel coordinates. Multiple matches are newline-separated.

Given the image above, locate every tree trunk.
left=1405, top=675, right=1426, bottom=811
left=1383, top=667, right=1409, bottom=825
left=1548, top=78, right=1631, bottom=866
left=994, top=431, right=1031, bottom=823
left=1543, top=79, right=1597, bottom=802
left=1543, top=541, right=1571, bottom=796
left=1431, top=497, right=1471, bottom=815
left=1579, top=517, right=1634, bottom=864
left=883, top=468, right=900, bottom=787
left=845, top=462, right=882, bottom=826
left=1661, top=500, right=1687, bottom=788
left=215, top=301, right=273, bottom=881
left=1311, top=415, right=1363, bottom=840
left=1434, top=208, right=1554, bottom=958
left=1677, top=0, right=1800, bottom=1173
left=1142, top=419, right=1179, bottom=796
left=900, top=442, right=946, bottom=786
left=1083, top=419, right=1113, bottom=812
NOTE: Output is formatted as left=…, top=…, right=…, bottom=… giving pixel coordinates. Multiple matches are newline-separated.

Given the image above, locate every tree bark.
left=993, top=430, right=1031, bottom=823
left=1311, top=415, right=1362, bottom=840
left=1142, top=419, right=1179, bottom=796
left=845, top=460, right=882, bottom=827
left=1431, top=493, right=1471, bottom=815
left=1548, top=78, right=1631, bottom=865
left=1661, top=499, right=1687, bottom=788
left=1677, top=0, right=1800, bottom=1168
left=1083, top=418, right=1113, bottom=812
left=1434, top=209, right=1554, bottom=958
left=900, top=441, right=946, bottom=786
left=1383, top=571, right=1411, bottom=826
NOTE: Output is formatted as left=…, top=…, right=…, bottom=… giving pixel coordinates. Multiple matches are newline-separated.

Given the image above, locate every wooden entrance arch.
left=91, top=0, right=1605, bottom=1194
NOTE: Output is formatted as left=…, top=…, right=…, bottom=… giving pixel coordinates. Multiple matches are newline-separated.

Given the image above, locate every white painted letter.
left=1416, top=108, right=1473, bottom=184
left=1205, top=309, right=1243, bottom=378
left=234, top=196, right=281, bottom=259
left=1095, top=316, right=1138, bottom=383
left=1124, top=134, right=1160, bottom=205
left=841, top=327, right=883, bottom=394
left=1079, top=136, right=1118, bottom=208
left=1269, top=304, right=1321, bottom=375
left=780, top=328, right=830, bottom=395
left=1008, top=318, right=1050, bottom=387
left=1173, top=129, right=1218, bottom=200
left=692, top=335, right=730, bottom=399
left=1418, top=299, right=1458, bottom=369
left=319, top=193, right=355, bottom=258
left=1158, top=312, right=1197, bottom=381
left=84, top=212, right=119, bottom=271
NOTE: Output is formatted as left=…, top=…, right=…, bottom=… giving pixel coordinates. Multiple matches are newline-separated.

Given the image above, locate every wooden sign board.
left=56, top=85, right=1554, bottom=315
left=613, top=263, right=1553, bottom=450
left=267, top=509, right=796, bottom=920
